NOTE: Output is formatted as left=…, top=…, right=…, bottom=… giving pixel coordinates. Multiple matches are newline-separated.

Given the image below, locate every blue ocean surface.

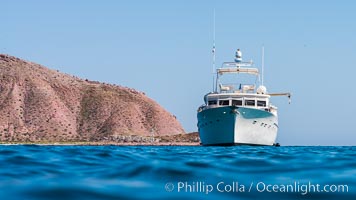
left=0, top=145, right=354, bottom=200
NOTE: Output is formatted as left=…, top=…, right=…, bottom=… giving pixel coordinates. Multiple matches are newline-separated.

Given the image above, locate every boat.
left=197, top=49, right=291, bottom=146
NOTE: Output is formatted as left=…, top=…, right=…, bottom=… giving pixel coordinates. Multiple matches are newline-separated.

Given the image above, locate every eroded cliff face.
left=0, top=54, right=184, bottom=142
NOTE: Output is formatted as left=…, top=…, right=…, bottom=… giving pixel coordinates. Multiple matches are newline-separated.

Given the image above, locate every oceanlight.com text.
left=165, top=181, right=349, bottom=195
left=255, top=181, right=348, bottom=195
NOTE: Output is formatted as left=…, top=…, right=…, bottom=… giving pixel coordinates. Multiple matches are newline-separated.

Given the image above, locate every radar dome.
left=257, top=85, right=267, bottom=94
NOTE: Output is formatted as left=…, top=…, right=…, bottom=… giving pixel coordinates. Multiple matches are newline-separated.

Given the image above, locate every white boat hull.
left=197, top=106, right=278, bottom=146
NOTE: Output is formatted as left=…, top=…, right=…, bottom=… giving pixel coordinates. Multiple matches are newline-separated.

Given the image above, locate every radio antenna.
left=261, top=46, right=265, bottom=86
left=212, top=9, right=216, bottom=92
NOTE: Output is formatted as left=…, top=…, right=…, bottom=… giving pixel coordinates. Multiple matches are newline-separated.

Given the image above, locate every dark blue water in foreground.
left=0, top=145, right=355, bottom=200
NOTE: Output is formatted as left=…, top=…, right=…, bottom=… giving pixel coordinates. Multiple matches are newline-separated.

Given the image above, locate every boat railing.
left=222, top=61, right=253, bottom=68
left=217, top=67, right=259, bottom=76
left=219, top=83, right=256, bottom=93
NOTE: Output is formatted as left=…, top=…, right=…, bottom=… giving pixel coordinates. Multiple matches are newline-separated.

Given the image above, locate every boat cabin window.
left=219, top=100, right=230, bottom=106
left=257, top=100, right=267, bottom=107
left=232, top=100, right=242, bottom=106
left=245, top=99, right=255, bottom=106
left=208, top=100, right=217, bottom=105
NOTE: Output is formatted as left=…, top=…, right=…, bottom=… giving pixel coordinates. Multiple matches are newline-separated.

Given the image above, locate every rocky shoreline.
left=0, top=142, right=200, bottom=146
left=0, top=132, right=201, bottom=146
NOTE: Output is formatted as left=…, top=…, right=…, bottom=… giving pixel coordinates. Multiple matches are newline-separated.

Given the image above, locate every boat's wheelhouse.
left=204, top=93, right=270, bottom=110
left=197, top=49, right=289, bottom=116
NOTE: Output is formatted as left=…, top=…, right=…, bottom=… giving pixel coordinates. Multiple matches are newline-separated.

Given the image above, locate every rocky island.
left=0, top=54, right=199, bottom=145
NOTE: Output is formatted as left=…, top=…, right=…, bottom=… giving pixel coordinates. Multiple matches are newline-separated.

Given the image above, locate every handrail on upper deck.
left=217, top=67, right=259, bottom=76
left=222, top=61, right=253, bottom=67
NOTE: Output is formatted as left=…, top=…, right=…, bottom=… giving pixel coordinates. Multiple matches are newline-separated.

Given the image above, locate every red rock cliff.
left=0, top=54, right=184, bottom=142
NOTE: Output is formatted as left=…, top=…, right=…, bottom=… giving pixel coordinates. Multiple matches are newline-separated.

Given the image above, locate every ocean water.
left=0, top=145, right=354, bottom=200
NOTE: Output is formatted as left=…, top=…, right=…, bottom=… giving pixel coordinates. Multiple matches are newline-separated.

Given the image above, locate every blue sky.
left=2, top=0, right=356, bottom=145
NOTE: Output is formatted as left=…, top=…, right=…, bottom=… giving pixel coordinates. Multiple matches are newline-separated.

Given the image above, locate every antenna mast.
left=261, top=46, right=264, bottom=86
left=212, top=9, right=216, bottom=92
